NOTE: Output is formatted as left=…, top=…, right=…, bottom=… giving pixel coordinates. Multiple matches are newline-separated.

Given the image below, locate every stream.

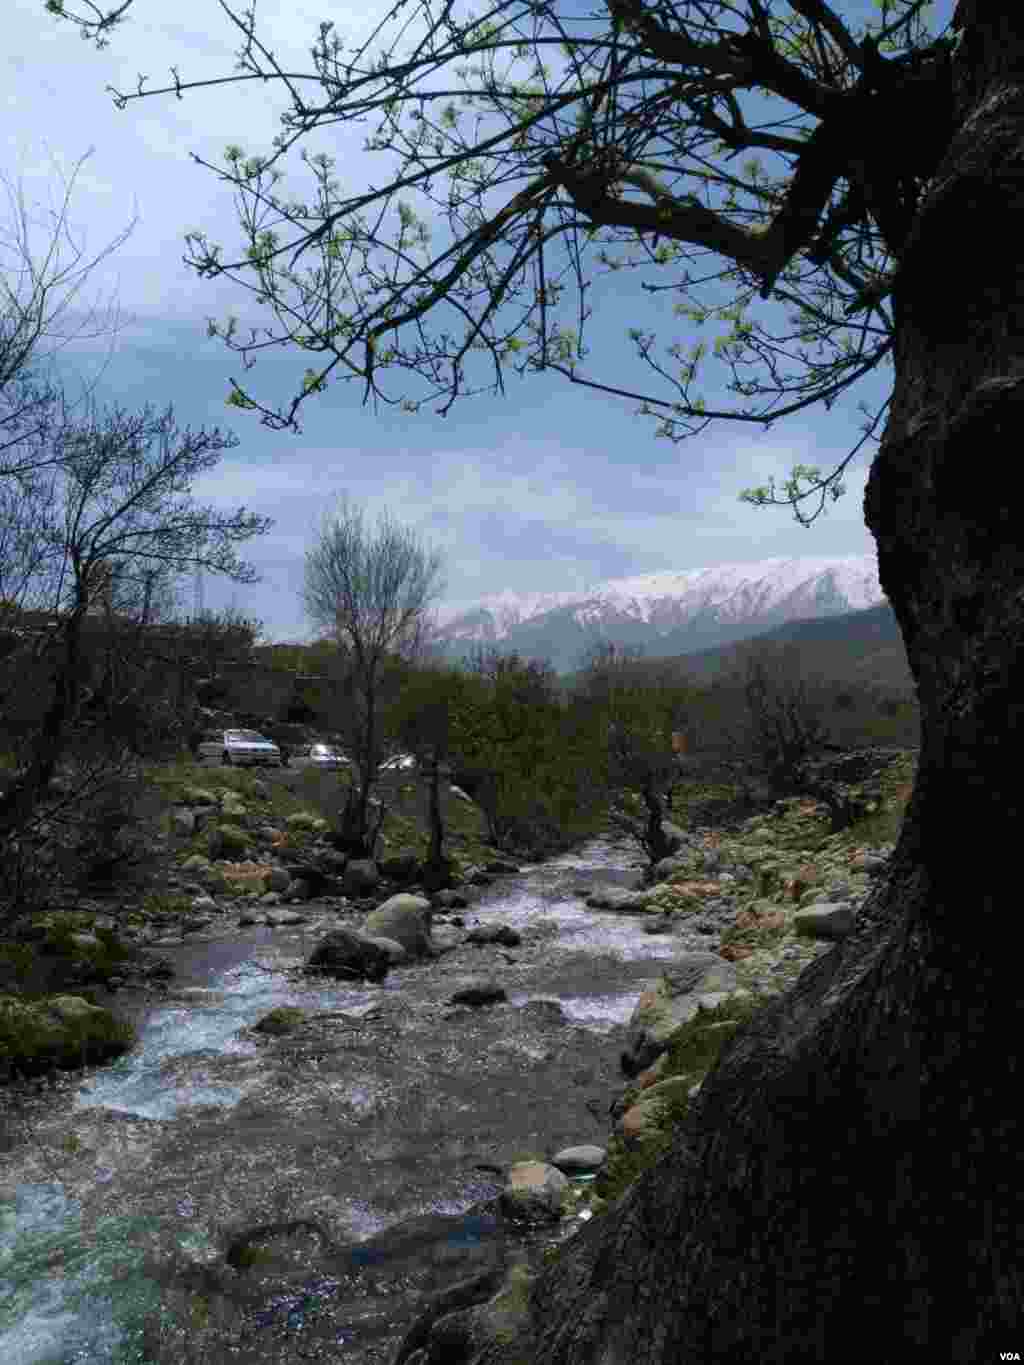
left=1, top=835, right=674, bottom=1364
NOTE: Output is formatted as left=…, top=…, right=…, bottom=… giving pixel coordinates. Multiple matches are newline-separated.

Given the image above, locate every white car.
left=306, top=743, right=352, bottom=771
left=379, top=752, right=416, bottom=772
left=198, top=729, right=282, bottom=767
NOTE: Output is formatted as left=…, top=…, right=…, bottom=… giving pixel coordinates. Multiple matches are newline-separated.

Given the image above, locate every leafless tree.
left=0, top=144, right=138, bottom=433
left=302, top=493, right=445, bottom=855
left=0, top=392, right=273, bottom=899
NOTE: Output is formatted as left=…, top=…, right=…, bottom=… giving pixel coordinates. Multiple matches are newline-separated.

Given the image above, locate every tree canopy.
left=49, top=0, right=956, bottom=523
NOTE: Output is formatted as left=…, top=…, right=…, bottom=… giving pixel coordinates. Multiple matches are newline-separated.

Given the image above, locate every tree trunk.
left=469, top=14, right=1024, bottom=1360
left=0, top=608, right=88, bottom=844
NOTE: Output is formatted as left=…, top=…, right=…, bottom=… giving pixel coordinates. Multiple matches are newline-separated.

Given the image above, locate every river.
left=1, top=835, right=675, bottom=1364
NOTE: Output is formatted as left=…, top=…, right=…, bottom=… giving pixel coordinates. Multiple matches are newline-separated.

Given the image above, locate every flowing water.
left=1, top=837, right=674, bottom=1363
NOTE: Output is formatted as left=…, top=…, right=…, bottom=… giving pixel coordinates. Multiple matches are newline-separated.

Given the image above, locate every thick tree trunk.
left=467, top=13, right=1024, bottom=1361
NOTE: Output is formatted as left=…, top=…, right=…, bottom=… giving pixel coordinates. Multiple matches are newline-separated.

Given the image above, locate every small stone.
left=551, top=1145, right=606, bottom=1175
left=448, top=979, right=507, bottom=1008
left=264, top=909, right=305, bottom=926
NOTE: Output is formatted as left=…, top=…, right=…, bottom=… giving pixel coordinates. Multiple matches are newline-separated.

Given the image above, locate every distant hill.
left=656, top=601, right=915, bottom=700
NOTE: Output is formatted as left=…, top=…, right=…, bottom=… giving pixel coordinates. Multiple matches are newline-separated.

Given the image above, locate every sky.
left=5, top=0, right=956, bottom=645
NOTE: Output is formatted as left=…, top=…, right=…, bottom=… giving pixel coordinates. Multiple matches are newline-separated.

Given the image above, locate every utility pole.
left=192, top=565, right=205, bottom=622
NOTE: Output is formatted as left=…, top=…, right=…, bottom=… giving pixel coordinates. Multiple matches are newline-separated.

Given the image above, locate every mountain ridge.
left=430, top=554, right=902, bottom=681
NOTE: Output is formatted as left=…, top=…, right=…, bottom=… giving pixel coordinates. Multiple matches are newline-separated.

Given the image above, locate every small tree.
left=571, top=641, right=696, bottom=864
left=713, top=639, right=837, bottom=792
left=301, top=494, right=445, bottom=857
left=387, top=662, right=473, bottom=890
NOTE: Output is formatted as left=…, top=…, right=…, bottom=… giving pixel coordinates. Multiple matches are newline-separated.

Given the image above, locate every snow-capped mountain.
left=430, top=555, right=887, bottom=674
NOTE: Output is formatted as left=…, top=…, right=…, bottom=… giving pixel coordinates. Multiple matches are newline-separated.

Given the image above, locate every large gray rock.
left=363, top=894, right=435, bottom=959
left=305, top=928, right=390, bottom=982
left=360, top=934, right=410, bottom=965
left=551, top=1144, right=606, bottom=1175
left=585, top=887, right=657, bottom=914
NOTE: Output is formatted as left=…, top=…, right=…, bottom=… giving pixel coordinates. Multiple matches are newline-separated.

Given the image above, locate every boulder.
left=343, top=859, right=380, bottom=897
left=305, top=928, right=390, bottom=983
left=284, top=878, right=313, bottom=902
left=794, top=902, right=857, bottom=940
left=363, top=894, right=435, bottom=959
left=551, top=1144, right=606, bottom=1175
left=584, top=887, right=656, bottom=914
left=0, top=993, right=135, bottom=1077
left=621, top=953, right=748, bottom=1077
left=499, top=1161, right=568, bottom=1224
left=180, top=786, right=219, bottom=806
left=359, top=934, right=410, bottom=965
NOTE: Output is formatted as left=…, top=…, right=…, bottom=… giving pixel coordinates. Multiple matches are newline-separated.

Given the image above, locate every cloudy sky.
left=6, top=0, right=955, bottom=643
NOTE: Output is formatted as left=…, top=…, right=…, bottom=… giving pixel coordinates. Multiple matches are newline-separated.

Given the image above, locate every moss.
left=485, top=1262, right=534, bottom=1348
left=0, top=993, right=135, bottom=1077
left=227, top=1244, right=277, bottom=1270
left=594, top=994, right=765, bottom=1210
left=208, top=823, right=249, bottom=858
left=141, top=891, right=194, bottom=920
left=253, top=1007, right=306, bottom=1036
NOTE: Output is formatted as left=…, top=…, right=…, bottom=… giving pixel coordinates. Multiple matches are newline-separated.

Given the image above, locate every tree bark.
left=465, top=11, right=1024, bottom=1360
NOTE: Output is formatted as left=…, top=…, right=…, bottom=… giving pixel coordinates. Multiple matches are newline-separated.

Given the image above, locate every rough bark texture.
left=423, top=9, right=1024, bottom=1361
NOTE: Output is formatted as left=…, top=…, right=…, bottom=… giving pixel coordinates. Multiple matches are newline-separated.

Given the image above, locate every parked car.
left=197, top=729, right=282, bottom=767
left=379, top=752, right=416, bottom=772
left=306, top=743, right=352, bottom=771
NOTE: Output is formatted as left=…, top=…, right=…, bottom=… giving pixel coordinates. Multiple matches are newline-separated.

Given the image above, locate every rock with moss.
left=0, top=993, right=135, bottom=1077
left=284, top=811, right=321, bottom=833
left=252, top=1007, right=306, bottom=1036
left=208, top=823, right=249, bottom=859
left=394, top=1261, right=536, bottom=1365
left=363, top=894, right=435, bottom=959
left=620, top=953, right=749, bottom=1077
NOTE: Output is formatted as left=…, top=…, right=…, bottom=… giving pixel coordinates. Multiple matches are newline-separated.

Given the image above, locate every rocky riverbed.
left=0, top=746, right=916, bottom=1364
left=0, top=834, right=688, bottom=1364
